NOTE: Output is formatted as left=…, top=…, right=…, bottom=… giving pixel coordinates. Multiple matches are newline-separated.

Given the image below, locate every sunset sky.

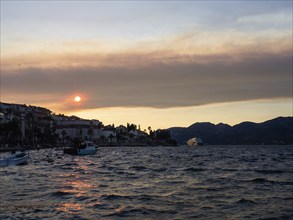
left=1, top=1, right=292, bottom=130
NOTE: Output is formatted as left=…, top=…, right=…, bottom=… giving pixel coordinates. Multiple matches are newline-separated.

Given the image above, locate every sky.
left=1, top=0, right=292, bottom=130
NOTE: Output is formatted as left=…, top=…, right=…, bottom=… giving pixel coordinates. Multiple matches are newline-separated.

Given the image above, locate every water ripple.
left=1, top=145, right=292, bottom=219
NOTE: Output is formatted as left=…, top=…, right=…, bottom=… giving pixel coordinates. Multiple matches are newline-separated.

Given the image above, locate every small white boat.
left=64, top=141, right=98, bottom=155
left=0, top=152, right=29, bottom=167
left=187, top=137, right=204, bottom=146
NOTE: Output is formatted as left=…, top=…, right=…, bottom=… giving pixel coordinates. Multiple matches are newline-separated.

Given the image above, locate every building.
left=55, top=119, right=102, bottom=144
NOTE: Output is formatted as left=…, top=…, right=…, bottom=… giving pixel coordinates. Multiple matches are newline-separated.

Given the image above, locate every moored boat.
left=64, top=141, right=98, bottom=155
left=0, top=152, right=29, bottom=167
left=187, top=137, right=204, bottom=146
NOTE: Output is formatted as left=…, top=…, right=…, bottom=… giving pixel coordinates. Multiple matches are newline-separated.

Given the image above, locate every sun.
left=74, top=96, right=81, bottom=102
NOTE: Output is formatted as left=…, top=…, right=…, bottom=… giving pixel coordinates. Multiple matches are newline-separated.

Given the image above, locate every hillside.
left=169, top=117, right=293, bottom=145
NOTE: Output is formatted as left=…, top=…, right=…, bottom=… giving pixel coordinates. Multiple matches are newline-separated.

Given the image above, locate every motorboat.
left=64, top=141, right=98, bottom=155
left=0, top=152, right=29, bottom=167
left=187, top=137, right=204, bottom=146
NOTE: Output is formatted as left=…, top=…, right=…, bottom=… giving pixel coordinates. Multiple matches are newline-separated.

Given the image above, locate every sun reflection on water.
left=56, top=203, right=84, bottom=214
left=54, top=163, right=103, bottom=216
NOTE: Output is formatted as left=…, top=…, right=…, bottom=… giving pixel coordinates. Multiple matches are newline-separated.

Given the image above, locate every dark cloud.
left=2, top=51, right=292, bottom=110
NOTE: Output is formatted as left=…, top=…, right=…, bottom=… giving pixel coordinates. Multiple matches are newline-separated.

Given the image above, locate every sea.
left=0, top=145, right=292, bottom=220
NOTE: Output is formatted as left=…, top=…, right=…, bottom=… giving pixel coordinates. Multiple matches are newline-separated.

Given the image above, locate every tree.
left=148, top=126, right=154, bottom=139
left=155, top=129, right=171, bottom=140
left=148, top=126, right=152, bottom=135
left=66, top=135, right=70, bottom=144
left=129, top=133, right=134, bottom=143
left=108, top=133, right=115, bottom=144
left=61, top=130, right=67, bottom=144
left=1, top=119, right=21, bottom=145
left=99, top=135, right=107, bottom=145
left=87, top=128, right=94, bottom=140
left=43, top=125, right=57, bottom=145
left=25, top=112, right=35, bottom=145
left=126, top=123, right=137, bottom=132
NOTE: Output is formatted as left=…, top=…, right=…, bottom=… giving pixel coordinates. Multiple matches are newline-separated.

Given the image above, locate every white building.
left=101, top=126, right=116, bottom=143
left=56, top=119, right=102, bottom=144
left=0, top=112, right=4, bottom=124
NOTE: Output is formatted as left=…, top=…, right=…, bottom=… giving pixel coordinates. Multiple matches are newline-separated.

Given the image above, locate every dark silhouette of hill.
left=169, top=117, right=293, bottom=145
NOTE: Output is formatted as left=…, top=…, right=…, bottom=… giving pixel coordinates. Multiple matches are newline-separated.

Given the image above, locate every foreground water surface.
left=0, top=145, right=293, bottom=219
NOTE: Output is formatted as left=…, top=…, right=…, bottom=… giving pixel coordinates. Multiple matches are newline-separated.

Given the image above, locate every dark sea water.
left=0, top=145, right=293, bottom=220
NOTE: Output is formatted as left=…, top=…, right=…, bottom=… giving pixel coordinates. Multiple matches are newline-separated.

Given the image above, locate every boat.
left=0, top=152, right=29, bottom=167
left=64, top=141, right=98, bottom=155
left=187, top=137, right=204, bottom=146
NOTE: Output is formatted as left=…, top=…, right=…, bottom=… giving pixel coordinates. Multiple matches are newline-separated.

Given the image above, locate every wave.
left=248, top=177, right=270, bottom=183
left=101, top=194, right=133, bottom=201
left=234, top=198, right=258, bottom=205
left=76, top=195, right=90, bottom=201
left=128, top=165, right=148, bottom=171
left=51, top=190, right=75, bottom=197
left=246, top=178, right=293, bottom=185
left=104, top=206, right=177, bottom=217
left=1, top=145, right=292, bottom=219
left=254, top=169, right=286, bottom=174
left=151, top=167, right=167, bottom=172
left=90, top=202, right=113, bottom=209
left=101, top=194, right=162, bottom=203
left=183, top=167, right=206, bottom=172
left=257, top=214, right=293, bottom=220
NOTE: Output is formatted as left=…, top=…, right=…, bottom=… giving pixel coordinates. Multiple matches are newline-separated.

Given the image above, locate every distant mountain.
left=169, top=117, right=293, bottom=145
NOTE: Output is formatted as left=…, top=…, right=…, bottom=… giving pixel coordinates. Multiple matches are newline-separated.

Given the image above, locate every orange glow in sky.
left=1, top=1, right=292, bottom=130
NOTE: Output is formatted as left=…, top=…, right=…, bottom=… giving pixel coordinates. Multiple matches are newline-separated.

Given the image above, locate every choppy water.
left=0, top=145, right=293, bottom=220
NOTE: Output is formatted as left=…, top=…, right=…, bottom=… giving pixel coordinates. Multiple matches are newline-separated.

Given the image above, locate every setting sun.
left=74, top=96, right=81, bottom=102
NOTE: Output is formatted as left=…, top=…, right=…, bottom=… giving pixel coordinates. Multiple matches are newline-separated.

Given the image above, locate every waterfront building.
left=55, top=119, right=102, bottom=144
